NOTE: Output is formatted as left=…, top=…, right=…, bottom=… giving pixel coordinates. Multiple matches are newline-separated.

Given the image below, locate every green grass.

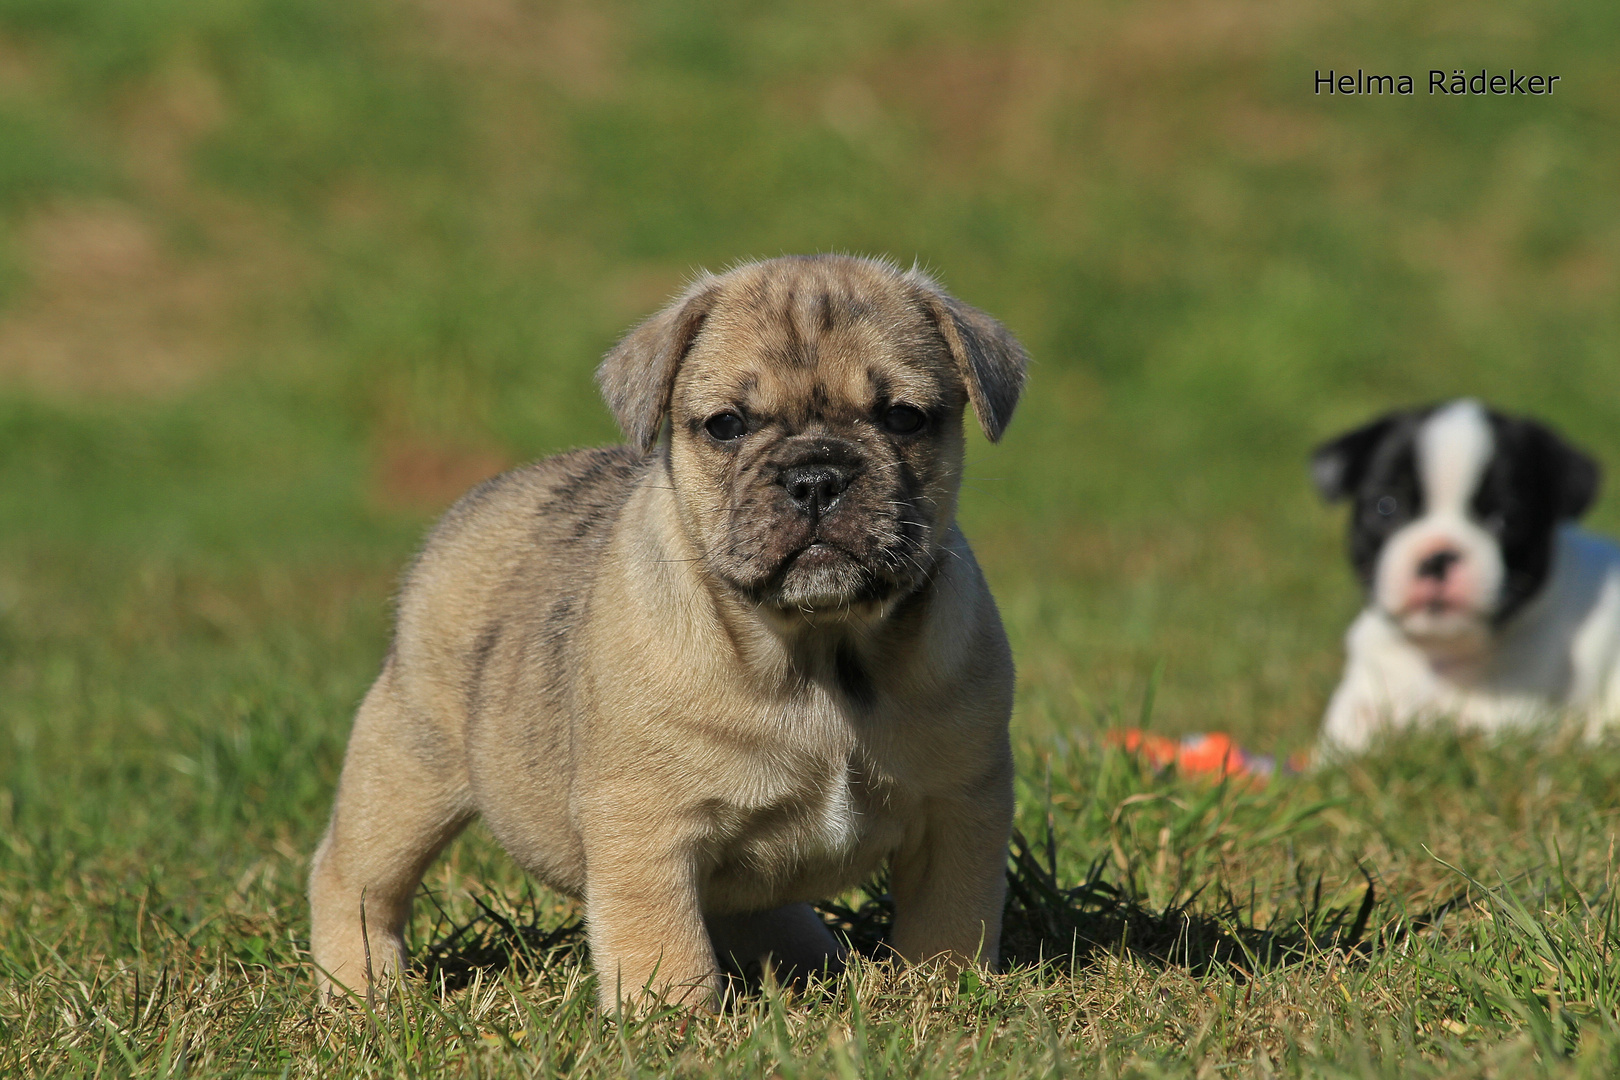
left=3, top=0, right=1620, bottom=1074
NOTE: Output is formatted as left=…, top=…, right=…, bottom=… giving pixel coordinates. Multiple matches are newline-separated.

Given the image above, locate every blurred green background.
left=1, top=0, right=1617, bottom=856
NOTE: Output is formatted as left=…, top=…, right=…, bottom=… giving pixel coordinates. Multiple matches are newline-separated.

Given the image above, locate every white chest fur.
left=696, top=694, right=912, bottom=914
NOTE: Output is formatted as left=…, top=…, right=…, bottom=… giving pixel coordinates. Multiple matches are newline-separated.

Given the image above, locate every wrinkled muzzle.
left=710, top=436, right=936, bottom=611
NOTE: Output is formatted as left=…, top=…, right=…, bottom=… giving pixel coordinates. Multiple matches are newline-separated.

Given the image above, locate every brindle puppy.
left=308, top=254, right=1027, bottom=1009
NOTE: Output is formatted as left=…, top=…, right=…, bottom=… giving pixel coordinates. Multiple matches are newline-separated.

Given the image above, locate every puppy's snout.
left=782, top=463, right=854, bottom=521
left=1416, top=549, right=1461, bottom=581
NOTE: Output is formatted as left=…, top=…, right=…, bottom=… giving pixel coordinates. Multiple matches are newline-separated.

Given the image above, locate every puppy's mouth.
left=1386, top=601, right=1494, bottom=652
left=1384, top=573, right=1499, bottom=641
left=787, top=540, right=850, bottom=569
left=767, top=538, right=882, bottom=608
left=1394, top=594, right=1480, bottom=620
left=734, top=526, right=933, bottom=615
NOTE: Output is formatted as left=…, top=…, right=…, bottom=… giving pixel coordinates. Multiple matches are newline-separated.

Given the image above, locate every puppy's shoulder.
left=398, top=445, right=648, bottom=623
left=428, top=446, right=647, bottom=545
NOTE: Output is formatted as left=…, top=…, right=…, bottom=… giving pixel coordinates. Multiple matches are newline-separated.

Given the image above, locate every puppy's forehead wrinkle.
left=682, top=298, right=955, bottom=421
left=775, top=287, right=814, bottom=367
left=702, top=264, right=938, bottom=378
left=696, top=365, right=949, bottom=430
left=814, top=290, right=836, bottom=333
left=1419, top=399, right=1495, bottom=515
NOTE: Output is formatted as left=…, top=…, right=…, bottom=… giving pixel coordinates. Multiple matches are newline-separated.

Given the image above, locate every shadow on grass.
left=416, top=887, right=587, bottom=990
left=824, top=829, right=1377, bottom=980
left=417, top=828, right=1376, bottom=992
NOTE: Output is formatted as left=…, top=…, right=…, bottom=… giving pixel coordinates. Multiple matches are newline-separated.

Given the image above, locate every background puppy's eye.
left=1376, top=496, right=1398, bottom=516
left=881, top=404, right=927, bottom=435
left=704, top=412, right=748, bottom=441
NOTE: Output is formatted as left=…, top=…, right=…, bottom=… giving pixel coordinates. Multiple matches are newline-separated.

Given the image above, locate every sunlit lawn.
left=3, top=0, right=1619, bottom=1074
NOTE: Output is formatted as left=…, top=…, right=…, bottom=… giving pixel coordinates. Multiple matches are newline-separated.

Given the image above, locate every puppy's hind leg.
left=706, top=903, right=848, bottom=989
left=309, top=666, right=473, bottom=1000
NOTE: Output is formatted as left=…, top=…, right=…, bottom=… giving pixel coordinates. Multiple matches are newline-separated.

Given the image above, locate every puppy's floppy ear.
left=1310, top=412, right=1403, bottom=502
left=596, top=275, right=722, bottom=452
left=904, top=270, right=1029, bottom=443
left=1518, top=419, right=1603, bottom=521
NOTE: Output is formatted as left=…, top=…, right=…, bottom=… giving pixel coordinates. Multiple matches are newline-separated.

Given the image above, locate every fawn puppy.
left=309, top=255, right=1027, bottom=1008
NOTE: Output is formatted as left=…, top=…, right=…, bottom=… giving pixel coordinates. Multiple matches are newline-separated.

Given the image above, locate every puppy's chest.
left=702, top=722, right=912, bottom=907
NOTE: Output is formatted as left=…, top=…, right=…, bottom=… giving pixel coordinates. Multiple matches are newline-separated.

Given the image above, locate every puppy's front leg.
left=584, top=841, right=720, bottom=1011
left=888, top=789, right=1013, bottom=971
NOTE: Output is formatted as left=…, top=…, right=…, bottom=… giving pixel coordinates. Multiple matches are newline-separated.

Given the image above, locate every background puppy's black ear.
left=596, top=275, right=722, bottom=452
left=905, top=270, right=1029, bottom=442
left=1310, top=413, right=1402, bottom=502
left=1521, top=419, right=1603, bottom=521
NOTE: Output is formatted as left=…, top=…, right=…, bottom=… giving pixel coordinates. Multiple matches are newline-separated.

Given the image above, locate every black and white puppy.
left=1311, top=399, right=1620, bottom=755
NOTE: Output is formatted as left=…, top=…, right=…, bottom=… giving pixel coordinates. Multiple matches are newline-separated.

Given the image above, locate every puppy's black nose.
left=782, top=464, right=852, bottom=520
left=1416, top=549, right=1461, bottom=580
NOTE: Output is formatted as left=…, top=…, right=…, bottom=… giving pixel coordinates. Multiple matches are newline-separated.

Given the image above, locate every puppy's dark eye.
left=1376, top=496, right=1398, bottom=517
left=704, top=412, right=748, bottom=441
left=881, top=404, right=927, bottom=435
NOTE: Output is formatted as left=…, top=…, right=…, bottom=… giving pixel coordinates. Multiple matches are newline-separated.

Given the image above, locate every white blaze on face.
left=1417, top=400, right=1494, bottom=514
left=1374, top=399, right=1506, bottom=645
